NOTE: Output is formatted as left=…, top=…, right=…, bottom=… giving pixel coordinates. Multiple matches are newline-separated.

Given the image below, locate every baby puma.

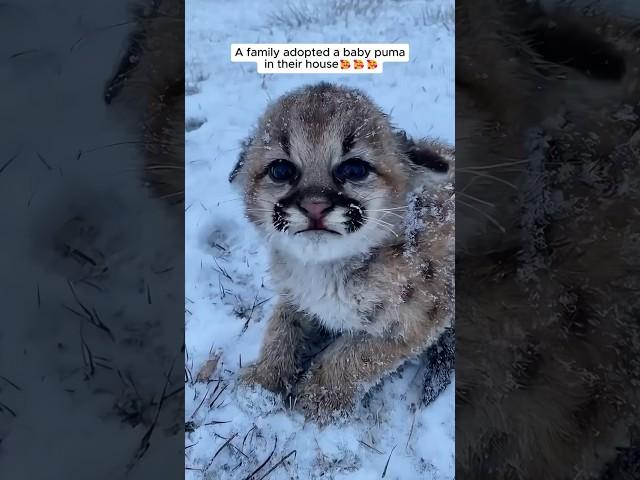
left=230, top=83, right=454, bottom=422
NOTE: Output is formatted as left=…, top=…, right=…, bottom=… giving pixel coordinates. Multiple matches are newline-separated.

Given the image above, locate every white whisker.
left=457, top=158, right=529, bottom=170
left=159, top=190, right=184, bottom=199
left=364, top=217, right=399, bottom=237
left=457, top=198, right=506, bottom=233
left=458, top=192, right=495, bottom=208
left=370, top=216, right=396, bottom=228
left=367, top=206, right=409, bottom=212
left=459, top=170, right=519, bottom=190
left=376, top=211, right=404, bottom=220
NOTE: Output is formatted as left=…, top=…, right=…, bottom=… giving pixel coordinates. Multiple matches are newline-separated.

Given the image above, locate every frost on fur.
left=232, top=82, right=454, bottom=423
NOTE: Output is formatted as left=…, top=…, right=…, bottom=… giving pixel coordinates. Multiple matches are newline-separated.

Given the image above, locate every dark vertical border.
left=456, top=0, right=640, bottom=478
left=0, top=0, right=184, bottom=477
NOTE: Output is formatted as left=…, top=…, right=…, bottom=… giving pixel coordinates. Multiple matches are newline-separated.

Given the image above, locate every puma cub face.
left=230, top=82, right=454, bottom=423
left=230, top=83, right=436, bottom=263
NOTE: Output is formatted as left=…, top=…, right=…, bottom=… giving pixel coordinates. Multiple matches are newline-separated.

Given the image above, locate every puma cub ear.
left=228, top=136, right=253, bottom=185
left=395, top=131, right=454, bottom=185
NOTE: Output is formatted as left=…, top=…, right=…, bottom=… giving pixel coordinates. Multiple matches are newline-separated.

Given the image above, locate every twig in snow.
left=405, top=409, right=417, bottom=451
left=0, top=376, right=21, bottom=390
left=242, top=425, right=257, bottom=450
left=0, top=151, right=20, bottom=176
left=0, top=400, right=17, bottom=417
left=212, top=432, right=238, bottom=460
left=257, top=449, right=297, bottom=480
left=381, top=444, right=397, bottom=478
left=242, top=436, right=278, bottom=480
left=359, top=440, right=383, bottom=455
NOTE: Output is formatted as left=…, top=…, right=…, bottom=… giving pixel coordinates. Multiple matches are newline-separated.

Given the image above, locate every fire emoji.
left=353, top=59, right=365, bottom=70
left=367, top=59, right=378, bottom=70
left=340, top=59, right=351, bottom=70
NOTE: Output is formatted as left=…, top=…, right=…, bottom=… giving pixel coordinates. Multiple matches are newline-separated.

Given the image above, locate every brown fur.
left=105, top=0, right=184, bottom=210
left=457, top=1, right=640, bottom=477
left=232, top=83, right=454, bottom=423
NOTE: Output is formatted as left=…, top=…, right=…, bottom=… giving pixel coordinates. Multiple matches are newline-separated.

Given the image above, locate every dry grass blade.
left=0, top=400, right=17, bottom=417
left=0, top=151, right=20, bottom=175
left=0, top=375, right=21, bottom=391
left=381, top=444, right=397, bottom=478
left=204, top=420, right=232, bottom=426
left=67, top=280, right=115, bottom=341
left=242, top=436, right=278, bottom=480
left=70, top=20, right=138, bottom=52
left=242, top=425, right=257, bottom=449
left=80, top=327, right=95, bottom=379
left=213, top=432, right=239, bottom=459
left=358, top=439, right=383, bottom=454
left=36, top=152, right=52, bottom=170
left=162, top=386, right=184, bottom=402
left=9, top=49, right=39, bottom=59
left=257, top=450, right=297, bottom=480
left=209, top=381, right=229, bottom=409
left=128, top=354, right=178, bottom=471
left=190, top=384, right=212, bottom=419
left=405, top=411, right=416, bottom=450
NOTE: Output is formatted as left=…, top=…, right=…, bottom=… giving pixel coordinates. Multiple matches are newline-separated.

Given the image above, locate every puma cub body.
left=230, top=83, right=454, bottom=421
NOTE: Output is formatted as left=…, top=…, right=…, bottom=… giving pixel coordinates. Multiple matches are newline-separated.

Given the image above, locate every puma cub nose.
left=298, top=199, right=333, bottom=220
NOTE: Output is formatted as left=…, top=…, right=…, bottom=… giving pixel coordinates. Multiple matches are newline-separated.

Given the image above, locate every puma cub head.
left=230, top=82, right=449, bottom=263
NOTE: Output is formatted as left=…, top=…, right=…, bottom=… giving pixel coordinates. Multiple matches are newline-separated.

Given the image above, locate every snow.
left=1, top=1, right=185, bottom=477
left=185, top=0, right=455, bottom=478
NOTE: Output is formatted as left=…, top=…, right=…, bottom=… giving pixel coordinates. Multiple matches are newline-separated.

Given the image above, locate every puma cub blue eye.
left=268, top=160, right=297, bottom=182
left=334, top=158, right=371, bottom=182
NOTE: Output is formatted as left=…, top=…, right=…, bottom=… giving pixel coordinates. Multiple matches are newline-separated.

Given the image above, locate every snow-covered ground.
left=185, top=1, right=455, bottom=478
